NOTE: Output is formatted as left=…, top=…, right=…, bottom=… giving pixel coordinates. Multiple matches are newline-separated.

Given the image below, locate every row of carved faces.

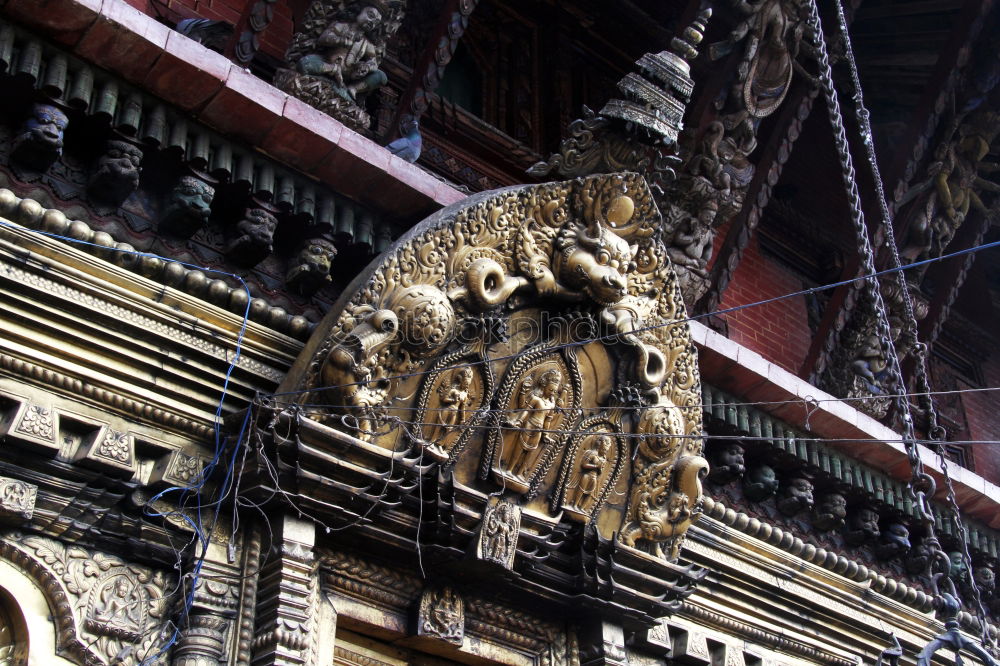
left=708, top=441, right=911, bottom=556
left=708, top=439, right=1000, bottom=612
left=7, top=103, right=339, bottom=296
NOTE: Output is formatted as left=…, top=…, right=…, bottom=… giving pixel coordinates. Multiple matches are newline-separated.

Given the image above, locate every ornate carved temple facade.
left=0, top=0, right=998, bottom=664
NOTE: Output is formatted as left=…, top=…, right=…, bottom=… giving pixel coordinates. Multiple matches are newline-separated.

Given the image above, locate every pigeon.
left=175, top=18, right=233, bottom=53
left=385, top=120, right=422, bottom=163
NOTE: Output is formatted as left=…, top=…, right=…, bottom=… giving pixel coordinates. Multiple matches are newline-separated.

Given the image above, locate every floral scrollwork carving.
left=288, top=172, right=705, bottom=561
left=0, top=533, right=172, bottom=665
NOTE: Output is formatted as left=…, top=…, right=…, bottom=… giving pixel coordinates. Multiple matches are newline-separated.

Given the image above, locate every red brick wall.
left=964, top=353, right=1000, bottom=484
left=714, top=235, right=812, bottom=375
left=123, top=0, right=295, bottom=61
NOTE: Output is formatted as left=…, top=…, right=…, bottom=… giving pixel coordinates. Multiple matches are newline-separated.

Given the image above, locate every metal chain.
left=803, top=0, right=922, bottom=481
left=819, top=0, right=995, bottom=648
left=829, top=0, right=993, bottom=644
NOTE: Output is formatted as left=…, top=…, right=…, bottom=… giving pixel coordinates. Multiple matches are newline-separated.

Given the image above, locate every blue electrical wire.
left=0, top=214, right=255, bottom=663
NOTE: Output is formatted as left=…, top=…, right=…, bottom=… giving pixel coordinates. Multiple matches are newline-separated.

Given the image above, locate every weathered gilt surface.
left=281, top=171, right=706, bottom=563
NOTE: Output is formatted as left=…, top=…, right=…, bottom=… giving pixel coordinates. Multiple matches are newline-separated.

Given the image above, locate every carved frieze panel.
left=416, top=585, right=463, bottom=644
left=0, top=532, right=173, bottom=665
left=475, top=498, right=520, bottom=570
left=274, top=172, right=706, bottom=622
left=0, top=477, right=35, bottom=520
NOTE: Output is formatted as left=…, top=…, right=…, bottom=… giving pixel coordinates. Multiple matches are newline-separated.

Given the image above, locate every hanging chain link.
left=811, top=0, right=996, bottom=649
left=803, top=0, right=923, bottom=488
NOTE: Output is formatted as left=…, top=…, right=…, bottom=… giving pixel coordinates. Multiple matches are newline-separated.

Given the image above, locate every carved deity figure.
left=11, top=104, right=69, bottom=172
left=811, top=492, right=847, bottom=531
left=91, top=575, right=143, bottom=638
left=710, top=0, right=808, bottom=119
left=569, top=436, right=612, bottom=513
left=902, top=111, right=1000, bottom=275
left=431, top=367, right=476, bottom=444
left=844, top=506, right=881, bottom=546
left=707, top=441, right=745, bottom=484
left=503, top=368, right=565, bottom=480
left=88, top=139, right=143, bottom=205
left=227, top=207, right=278, bottom=267
left=418, top=586, right=463, bottom=644
left=300, top=6, right=384, bottom=97
left=276, top=0, right=405, bottom=131
left=776, top=475, right=813, bottom=516
left=850, top=334, right=889, bottom=394
left=286, top=237, right=338, bottom=295
left=743, top=463, right=779, bottom=502
left=478, top=500, right=519, bottom=569
left=159, top=176, right=214, bottom=238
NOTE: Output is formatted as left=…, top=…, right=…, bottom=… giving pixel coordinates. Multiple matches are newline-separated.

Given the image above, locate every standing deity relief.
left=284, top=172, right=707, bottom=561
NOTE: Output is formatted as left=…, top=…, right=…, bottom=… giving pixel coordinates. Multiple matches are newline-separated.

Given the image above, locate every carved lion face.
left=168, top=176, right=214, bottom=222
left=560, top=223, right=635, bottom=306
left=96, top=140, right=143, bottom=183
left=18, top=104, right=69, bottom=152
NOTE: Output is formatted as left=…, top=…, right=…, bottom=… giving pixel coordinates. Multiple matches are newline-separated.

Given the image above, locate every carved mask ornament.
left=159, top=175, right=215, bottom=238
left=874, top=522, right=911, bottom=561
left=287, top=237, right=338, bottom=295
left=228, top=207, right=279, bottom=267
left=88, top=139, right=143, bottom=205
left=743, top=463, right=779, bottom=502
left=776, top=475, right=814, bottom=516
left=811, top=492, right=847, bottom=531
left=278, top=172, right=707, bottom=564
left=844, top=506, right=881, bottom=546
left=12, top=104, right=69, bottom=172
left=706, top=441, right=745, bottom=484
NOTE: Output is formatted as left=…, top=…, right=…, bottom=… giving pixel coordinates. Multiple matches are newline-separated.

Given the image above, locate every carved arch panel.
left=282, top=172, right=706, bottom=560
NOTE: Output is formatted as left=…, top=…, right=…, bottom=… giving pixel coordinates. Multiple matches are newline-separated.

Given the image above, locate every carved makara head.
left=557, top=221, right=636, bottom=306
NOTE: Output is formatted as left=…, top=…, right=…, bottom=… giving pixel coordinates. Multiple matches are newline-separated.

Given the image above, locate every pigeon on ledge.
left=385, top=119, right=422, bottom=163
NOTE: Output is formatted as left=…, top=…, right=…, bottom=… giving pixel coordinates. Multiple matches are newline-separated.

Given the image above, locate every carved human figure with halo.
left=503, top=368, right=565, bottom=479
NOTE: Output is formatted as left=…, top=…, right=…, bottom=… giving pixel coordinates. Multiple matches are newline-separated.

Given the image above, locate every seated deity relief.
left=283, top=172, right=706, bottom=561
left=274, top=0, right=406, bottom=132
